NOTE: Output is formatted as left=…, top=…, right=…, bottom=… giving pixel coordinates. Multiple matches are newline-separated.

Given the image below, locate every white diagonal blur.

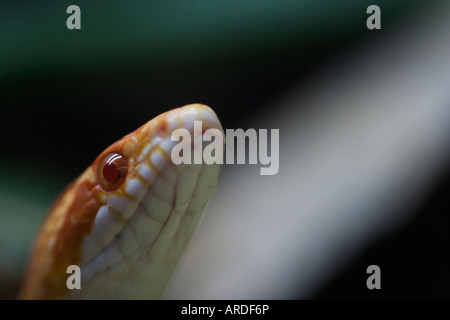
left=165, top=3, right=450, bottom=299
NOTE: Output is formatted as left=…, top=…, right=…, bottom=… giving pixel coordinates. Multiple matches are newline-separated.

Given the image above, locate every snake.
left=19, top=104, right=223, bottom=299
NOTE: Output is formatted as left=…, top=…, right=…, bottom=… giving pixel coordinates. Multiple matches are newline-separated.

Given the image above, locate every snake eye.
left=97, top=153, right=128, bottom=191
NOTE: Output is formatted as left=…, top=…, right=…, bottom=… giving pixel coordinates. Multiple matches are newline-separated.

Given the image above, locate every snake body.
left=20, top=104, right=223, bottom=299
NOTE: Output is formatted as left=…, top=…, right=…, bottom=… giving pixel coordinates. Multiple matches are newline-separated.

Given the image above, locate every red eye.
left=103, top=161, right=119, bottom=182
left=97, top=153, right=128, bottom=191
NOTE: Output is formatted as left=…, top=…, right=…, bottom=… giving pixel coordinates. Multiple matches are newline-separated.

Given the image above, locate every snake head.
left=20, top=104, right=224, bottom=299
